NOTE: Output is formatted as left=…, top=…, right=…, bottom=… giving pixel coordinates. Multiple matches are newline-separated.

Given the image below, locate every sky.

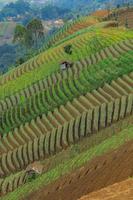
left=0, top=0, right=20, bottom=5
left=0, top=0, right=15, bottom=2
left=0, top=0, right=15, bottom=4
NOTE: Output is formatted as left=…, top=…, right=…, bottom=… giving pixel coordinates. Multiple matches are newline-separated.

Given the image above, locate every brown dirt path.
left=25, top=139, right=133, bottom=200
left=79, top=178, right=133, bottom=200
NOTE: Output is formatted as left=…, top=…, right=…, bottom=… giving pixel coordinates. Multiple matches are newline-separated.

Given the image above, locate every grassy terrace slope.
left=0, top=50, right=133, bottom=135
left=0, top=14, right=133, bottom=199
left=0, top=28, right=133, bottom=99
left=1, top=124, right=133, bottom=199
left=0, top=39, right=132, bottom=113
left=0, top=70, right=132, bottom=177
left=41, top=16, right=98, bottom=50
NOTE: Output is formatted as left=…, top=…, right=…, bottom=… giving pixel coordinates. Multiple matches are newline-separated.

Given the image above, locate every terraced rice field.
left=0, top=48, right=133, bottom=135
left=117, top=8, right=133, bottom=28
left=105, top=7, right=133, bottom=29
left=1, top=124, right=133, bottom=199
left=0, top=12, right=133, bottom=200
left=0, top=70, right=133, bottom=177
left=0, top=28, right=133, bottom=100
left=42, top=16, right=98, bottom=50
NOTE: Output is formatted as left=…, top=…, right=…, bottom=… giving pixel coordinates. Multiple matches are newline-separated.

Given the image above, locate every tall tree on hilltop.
left=26, top=19, right=44, bottom=49
left=13, top=19, right=44, bottom=49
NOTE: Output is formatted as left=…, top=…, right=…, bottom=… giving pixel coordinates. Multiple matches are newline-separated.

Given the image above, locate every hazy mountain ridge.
left=34, top=0, right=133, bottom=8
left=2, top=0, right=133, bottom=8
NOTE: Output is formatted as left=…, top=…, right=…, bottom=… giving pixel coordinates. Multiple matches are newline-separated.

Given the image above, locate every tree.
left=16, top=57, right=25, bottom=66
left=117, top=4, right=120, bottom=9
left=13, top=18, right=44, bottom=67
left=13, top=24, right=27, bottom=45
left=24, top=30, right=33, bottom=48
left=26, top=19, right=44, bottom=49
left=13, top=19, right=44, bottom=49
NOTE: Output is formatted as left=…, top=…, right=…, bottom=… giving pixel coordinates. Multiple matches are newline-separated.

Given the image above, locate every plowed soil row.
left=92, top=10, right=109, bottom=18
left=79, top=178, right=133, bottom=200
left=118, top=8, right=133, bottom=28
left=25, top=139, right=133, bottom=200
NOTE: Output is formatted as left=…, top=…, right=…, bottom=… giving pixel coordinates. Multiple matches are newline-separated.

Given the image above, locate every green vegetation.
left=41, top=16, right=98, bottom=50
left=64, top=44, right=73, bottom=54
left=0, top=50, right=133, bottom=135
left=0, top=28, right=133, bottom=99
left=0, top=44, right=17, bottom=74
left=2, top=124, right=133, bottom=200
left=0, top=7, right=133, bottom=199
left=0, top=70, right=132, bottom=179
left=13, top=19, right=44, bottom=49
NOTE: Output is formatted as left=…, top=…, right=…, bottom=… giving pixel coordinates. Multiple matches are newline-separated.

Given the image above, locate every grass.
left=2, top=124, right=133, bottom=200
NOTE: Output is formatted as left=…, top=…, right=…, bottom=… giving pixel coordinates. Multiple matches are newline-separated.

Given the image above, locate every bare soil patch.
left=79, top=178, right=133, bottom=200
left=25, top=139, right=133, bottom=200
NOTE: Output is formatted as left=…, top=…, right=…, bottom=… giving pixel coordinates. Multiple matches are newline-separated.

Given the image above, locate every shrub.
left=64, top=44, right=73, bottom=55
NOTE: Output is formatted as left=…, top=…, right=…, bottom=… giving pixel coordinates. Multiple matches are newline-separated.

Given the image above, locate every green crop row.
left=2, top=123, right=133, bottom=200
left=0, top=29, right=132, bottom=99
left=0, top=39, right=132, bottom=114
left=0, top=49, right=133, bottom=136
left=41, top=16, right=97, bottom=51
left=0, top=72, right=132, bottom=178
left=0, top=171, right=27, bottom=195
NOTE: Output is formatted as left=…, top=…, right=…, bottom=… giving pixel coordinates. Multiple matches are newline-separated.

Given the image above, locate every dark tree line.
left=13, top=19, right=44, bottom=49
left=13, top=18, right=44, bottom=65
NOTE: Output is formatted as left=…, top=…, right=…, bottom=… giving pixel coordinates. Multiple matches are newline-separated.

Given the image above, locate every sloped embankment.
left=25, top=139, right=133, bottom=200
left=79, top=178, right=133, bottom=200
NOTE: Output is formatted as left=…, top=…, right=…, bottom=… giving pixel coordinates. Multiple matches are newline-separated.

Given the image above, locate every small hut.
left=26, top=162, right=44, bottom=180
left=60, top=60, right=73, bottom=70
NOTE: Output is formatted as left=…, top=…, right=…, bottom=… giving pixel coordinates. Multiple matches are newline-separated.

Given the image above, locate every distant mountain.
left=0, top=0, right=37, bottom=25
left=29, top=0, right=133, bottom=15
left=0, top=0, right=16, bottom=8
left=0, top=0, right=132, bottom=22
left=54, top=0, right=133, bottom=9
left=0, top=0, right=71, bottom=22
